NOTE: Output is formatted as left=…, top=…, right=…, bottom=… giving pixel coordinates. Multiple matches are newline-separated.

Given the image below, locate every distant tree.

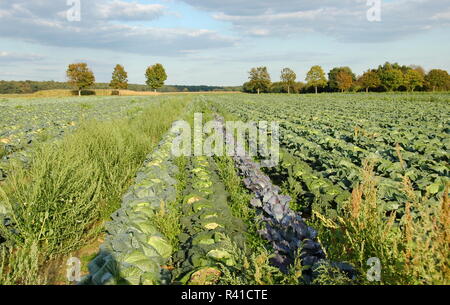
left=110, top=64, right=128, bottom=95
left=248, top=67, right=271, bottom=94
left=270, top=81, right=285, bottom=93
left=66, top=63, right=95, bottom=96
left=280, top=68, right=297, bottom=94
left=404, top=69, right=424, bottom=92
left=305, top=65, right=327, bottom=94
left=336, top=71, right=353, bottom=92
left=409, top=65, right=426, bottom=77
left=145, top=63, right=167, bottom=92
left=328, top=67, right=356, bottom=91
left=425, top=69, right=449, bottom=92
left=379, top=62, right=410, bottom=74
left=378, top=68, right=404, bottom=91
left=242, top=81, right=253, bottom=93
left=358, top=70, right=381, bottom=93
left=293, top=82, right=306, bottom=94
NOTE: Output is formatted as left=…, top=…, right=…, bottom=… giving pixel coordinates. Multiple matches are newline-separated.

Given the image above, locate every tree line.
left=0, top=80, right=239, bottom=95
left=66, top=62, right=168, bottom=96
left=244, top=62, right=450, bottom=94
left=0, top=63, right=240, bottom=95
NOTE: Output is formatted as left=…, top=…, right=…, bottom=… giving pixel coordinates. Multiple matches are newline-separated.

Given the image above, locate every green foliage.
left=172, top=156, right=247, bottom=284
left=110, top=64, right=128, bottom=91
left=280, top=68, right=297, bottom=94
left=328, top=67, right=355, bottom=91
left=0, top=241, right=45, bottom=285
left=214, top=156, right=268, bottom=250
left=150, top=156, right=188, bottom=253
left=66, top=63, right=95, bottom=95
left=0, top=96, right=162, bottom=176
left=378, top=68, right=404, bottom=91
left=0, top=145, right=6, bottom=159
left=425, top=69, right=450, bottom=91
left=305, top=65, right=327, bottom=94
left=0, top=96, right=190, bottom=284
left=312, top=162, right=449, bottom=284
left=145, top=63, right=168, bottom=91
left=211, top=93, right=449, bottom=284
left=403, top=69, right=424, bottom=92
left=216, top=235, right=286, bottom=285
left=270, top=81, right=305, bottom=94
left=0, top=80, right=240, bottom=94
left=1, top=92, right=449, bottom=286
left=247, top=66, right=271, bottom=94
left=311, top=261, right=354, bottom=285
left=358, top=70, right=381, bottom=92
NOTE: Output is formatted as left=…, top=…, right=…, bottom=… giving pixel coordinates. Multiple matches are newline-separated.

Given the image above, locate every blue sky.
left=0, top=0, right=449, bottom=86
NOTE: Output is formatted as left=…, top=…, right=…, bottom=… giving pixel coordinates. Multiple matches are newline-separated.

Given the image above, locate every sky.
left=0, top=0, right=449, bottom=86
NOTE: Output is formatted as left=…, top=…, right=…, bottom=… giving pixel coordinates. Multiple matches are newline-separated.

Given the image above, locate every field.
left=0, top=89, right=241, bottom=99
left=0, top=93, right=449, bottom=285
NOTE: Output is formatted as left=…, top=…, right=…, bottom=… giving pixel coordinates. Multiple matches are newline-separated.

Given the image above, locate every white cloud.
left=432, top=11, right=450, bottom=20
left=0, top=51, right=45, bottom=63
left=180, top=0, right=450, bottom=42
left=97, top=0, right=165, bottom=21
left=0, top=0, right=236, bottom=56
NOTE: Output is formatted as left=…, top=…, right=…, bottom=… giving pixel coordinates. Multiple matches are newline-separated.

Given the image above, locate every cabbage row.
left=212, top=94, right=449, bottom=216
left=82, top=130, right=179, bottom=285
left=266, top=152, right=351, bottom=216
left=172, top=156, right=247, bottom=284
left=215, top=116, right=354, bottom=282
left=83, top=132, right=248, bottom=285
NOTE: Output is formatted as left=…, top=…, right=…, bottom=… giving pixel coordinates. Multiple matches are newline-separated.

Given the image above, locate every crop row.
left=84, top=125, right=249, bottom=284
left=216, top=115, right=356, bottom=282
left=83, top=111, right=358, bottom=285
left=211, top=95, right=449, bottom=215
left=82, top=129, right=179, bottom=285
left=172, top=156, right=247, bottom=284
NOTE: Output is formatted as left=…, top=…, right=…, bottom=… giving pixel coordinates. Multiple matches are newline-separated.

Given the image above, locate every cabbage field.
left=0, top=96, right=159, bottom=181
left=0, top=93, right=449, bottom=285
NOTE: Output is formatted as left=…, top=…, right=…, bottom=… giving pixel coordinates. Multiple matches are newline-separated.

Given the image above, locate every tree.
left=145, top=63, right=167, bottom=92
left=305, top=65, right=327, bottom=94
left=375, top=62, right=407, bottom=92
left=242, top=81, right=254, bottom=93
left=270, top=82, right=285, bottom=93
left=404, top=69, right=424, bottom=92
left=248, top=67, right=271, bottom=94
left=66, top=63, right=95, bottom=96
left=336, top=71, right=353, bottom=92
left=358, top=70, right=381, bottom=93
left=280, top=68, right=296, bottom=94
left=328, top=67, right=356, bottom=91
left=110, top=64, right=128, bottom=95
left=410, top=65, right=426, bottom=77
left=425, top=69, right=449, bottom=92
left=378, top=68, right=404, bottom=91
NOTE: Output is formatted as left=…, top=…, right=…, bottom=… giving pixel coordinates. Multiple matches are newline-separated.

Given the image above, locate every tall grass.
left=0, top=145, right=6, bottom=159
left=312, top=160, right=449, bottom=284
left=0, top=96, right=190, bottom=284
